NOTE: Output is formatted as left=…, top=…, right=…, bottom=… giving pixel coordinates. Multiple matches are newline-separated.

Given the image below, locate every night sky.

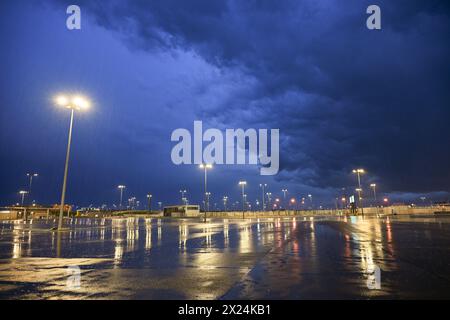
left=1, top=0, right=449, bottom=208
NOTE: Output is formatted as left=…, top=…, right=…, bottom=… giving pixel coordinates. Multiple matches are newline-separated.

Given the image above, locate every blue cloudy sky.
left=1, top=0, right=449, bottom=208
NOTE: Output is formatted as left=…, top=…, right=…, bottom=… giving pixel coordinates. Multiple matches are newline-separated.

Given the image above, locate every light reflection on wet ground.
left=1, top=215, right=450, bottom=299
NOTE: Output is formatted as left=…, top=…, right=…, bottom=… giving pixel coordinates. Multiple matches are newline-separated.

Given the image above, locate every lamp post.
left=356, top=188, right=363, bottom=214
left=19, top=190, right=28, bottom=206
left=180, top=189, right=187, bottom=205
left=282, top=189, right=288, bottom=209
left=266, top=192, right=272, bottom=210
left=26, top=173, right=38, bottom=204
left=117, top=185, right=126, bottom=209
left=239, top=181, right=247, bottom=218
left=308, top=194, right=313, bottom=209
left=341, top=187, right=347, bottom=209
left=199, top=164, right=212, bottom=222
left=223, top=196, right=228, bottom=211
left=55, top=94, right=90, bottom=231
left=128, top=197, right=137, bottom=210
left=370, top=183, right=377, bottom=204
left=352, top=169, right=365, bottom=215
left=290, top=198, right=296, bottom=210
left=147, top=194, right=152, bottom=211
left=341, top=197, right=347, bottom=209
left=420, top=196, right=426, bottom=207
left=206, top=192, right=211, bottom=211
left=259, top=184, right=267, bottom=211
left=352, top=169, right=365, bottom=189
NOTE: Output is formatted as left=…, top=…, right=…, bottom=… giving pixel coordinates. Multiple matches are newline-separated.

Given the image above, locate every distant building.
left=163, top=205, right=200, bottom=217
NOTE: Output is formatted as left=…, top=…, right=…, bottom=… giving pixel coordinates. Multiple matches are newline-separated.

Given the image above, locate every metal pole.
left=58, top=109, right=74, bottom=231
left=282, top=189, right=287, bottom=209
left=359, top=190, right=364, bottom=215
left=119, top=188, right=123, bottom=209
left=261, top=185, right=265, bottom=211
left=242, top=184, right=245, bottom=219
left=181, top=190, right=186, bottom=204
left=204, top=167, right=207, bottom=222
left=28, top=175, right=33, bottom=204
left=29, top=175, right=33, bottom=192
left=206, top=170, right=208, bottom=211
left=359, top=175, right=364, bottom=216
left=355, top=172, right=363, bottom=215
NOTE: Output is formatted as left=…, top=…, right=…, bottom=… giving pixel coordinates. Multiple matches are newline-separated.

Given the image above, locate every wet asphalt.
left=1, top=215, right=450, bottom=299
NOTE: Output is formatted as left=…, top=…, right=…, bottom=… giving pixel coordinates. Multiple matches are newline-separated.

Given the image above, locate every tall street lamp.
left=26, top=173, right=38, bottom=204
left=206, top=192, right=211, bottom=211
left=290, top=198, right=296, bottom=210
left=259, top=184, right=267, bottom=211
left=180, top=189, right=187, bottom=205
left=282, top=188, right=288, bottom=209
left=420, top=196, right=426, bottom=206
left=266, top=192, right=272, bottom=210
left=239, top=181, right=247, bottom=218
left=19, top=190, right=28, bottom=206
left=352, top=169, right=365, bottom=215
left=370, top=183, right=377, bottom=204
left=356, top=188, right=363, bottom=213
left=223, top=196, right=228, bottom=211
left=308, top=194, right=313, bottom=209
left=129, top=196, right=136, bottom=210
left=352, top=169, right=365, bottom=189
left=199, top=163, right=212, bottom=221
left=55, top=94, right=90, bottom=231
left=147, top=193, right=152, bottom=211
left=117, top=185, right=126, bottom=209
left=341, top=197, right=347, bottom=209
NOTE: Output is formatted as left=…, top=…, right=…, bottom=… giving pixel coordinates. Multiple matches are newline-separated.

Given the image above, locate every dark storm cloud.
left=51, top=0, right=450, bottom=193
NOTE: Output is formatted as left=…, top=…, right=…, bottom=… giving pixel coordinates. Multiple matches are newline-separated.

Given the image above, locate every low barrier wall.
left=1, top=205, right=449, bottom=220
left=205, top=205, right=450, bottom=218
